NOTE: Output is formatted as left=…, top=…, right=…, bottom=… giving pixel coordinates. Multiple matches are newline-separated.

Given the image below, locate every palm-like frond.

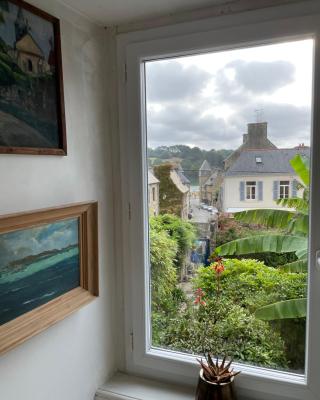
left=290, top=154, right=309, bottom=186
left=216, top=235, right=307, bottom=259
left=255, top=298, right=306, bottom=320
left=276, top=197, right=309, bottom=214
left=234, top=209, right=295, bottom=229
left=280, top=258, right=308, bottom=273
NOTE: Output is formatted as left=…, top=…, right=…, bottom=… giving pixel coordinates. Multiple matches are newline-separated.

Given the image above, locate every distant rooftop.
left=148, top=170, right=159, bottom=184
left=199, top=160, right=211, bottom=171
left=177, top=170, right=191, bottom=185
left=225, top=147, right=310, bottom=176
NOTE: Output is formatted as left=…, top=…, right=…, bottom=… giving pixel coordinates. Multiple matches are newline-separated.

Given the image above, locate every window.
left=27, top=59, right=33, bottom=72
left=152, top=187, right=156, bottom=201
left=246, top=181, right=256, bottom=200
left=120, top=5, right=320, bottom=400
left=145, top=40, right=312, bottom=374
left=279, top=180, right=290, bottom=199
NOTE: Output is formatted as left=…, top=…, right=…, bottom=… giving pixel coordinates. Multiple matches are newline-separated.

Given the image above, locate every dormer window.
left=256, top=156, right=262, bottom=164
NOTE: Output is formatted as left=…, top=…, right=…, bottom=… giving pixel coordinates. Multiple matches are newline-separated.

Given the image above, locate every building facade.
left=153, top=164, right=190, bottom=220
left=148, top=171, right=160, bottom=216
left=222, top=148, right=309, bottom=212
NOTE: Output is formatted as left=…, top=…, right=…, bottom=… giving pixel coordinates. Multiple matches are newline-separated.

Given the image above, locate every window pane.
left=145, top=39, right=313, bottom=374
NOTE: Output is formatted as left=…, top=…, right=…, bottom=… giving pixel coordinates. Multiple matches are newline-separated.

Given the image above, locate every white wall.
left=0, top=2, right=117, bottom=400
left=223, top=174, right=297, bottom=211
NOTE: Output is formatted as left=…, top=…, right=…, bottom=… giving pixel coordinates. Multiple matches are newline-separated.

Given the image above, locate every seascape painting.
left=0, top=218, right=80, bottom=326
left=0, top=0, right=66, bottom=153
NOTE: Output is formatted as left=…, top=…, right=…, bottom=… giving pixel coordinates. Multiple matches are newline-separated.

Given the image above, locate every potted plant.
left=195, top=354, right=240, bottom=400
left=194, top=256, right=240, bottom=400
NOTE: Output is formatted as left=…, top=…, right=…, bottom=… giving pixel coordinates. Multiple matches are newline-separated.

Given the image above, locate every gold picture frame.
left=0, top=202, right=98, bottom=354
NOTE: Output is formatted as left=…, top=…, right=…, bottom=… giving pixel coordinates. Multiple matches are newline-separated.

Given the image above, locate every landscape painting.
left=0, top=0, right=66, bottom=154
left=0, top=218, right=80, bottom=326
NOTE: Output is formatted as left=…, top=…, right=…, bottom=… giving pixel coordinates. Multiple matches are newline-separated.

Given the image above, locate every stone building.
left=153, top=164, right=190, bottom=220
left=148, top=170, right=160, bottom=216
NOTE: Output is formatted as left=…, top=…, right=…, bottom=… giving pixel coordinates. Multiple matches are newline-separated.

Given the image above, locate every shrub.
left=193, top=259, right=307, bottom=312
left=150, top=214, right=196, bottom=271
left=193, top=258, right=307, bottom=370
left=161, top=297, right=287, bottom=368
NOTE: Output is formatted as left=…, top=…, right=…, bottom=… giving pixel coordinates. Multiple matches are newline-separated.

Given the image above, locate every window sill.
left=95, top=372, right=277, bottom=400
left=95, top=373, right=195, bottom=400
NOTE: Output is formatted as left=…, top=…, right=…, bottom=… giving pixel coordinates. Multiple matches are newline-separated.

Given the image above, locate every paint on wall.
left=0, top=218, right=80, bottom=325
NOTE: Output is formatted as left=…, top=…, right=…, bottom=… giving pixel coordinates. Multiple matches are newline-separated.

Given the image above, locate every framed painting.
left=0, top=0, right=66, bottom=155
left=0, top=202, right=98, bottom=354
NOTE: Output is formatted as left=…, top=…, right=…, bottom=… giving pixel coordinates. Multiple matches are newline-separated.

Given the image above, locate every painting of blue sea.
left=0, top=218, right=80, bottom=325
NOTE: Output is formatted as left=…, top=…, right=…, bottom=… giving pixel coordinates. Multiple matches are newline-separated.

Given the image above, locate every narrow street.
left=190, top=197, right=214, bottom=223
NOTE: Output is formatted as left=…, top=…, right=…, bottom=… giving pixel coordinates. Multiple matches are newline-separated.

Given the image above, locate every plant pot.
left=195, top=369, right=237, bottom=400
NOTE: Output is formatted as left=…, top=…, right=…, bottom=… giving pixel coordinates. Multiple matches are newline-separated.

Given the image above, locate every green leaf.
left=280, top=259, right=308, bottom=273
left=290, top=154, right=310, bottom=186
left=276, top=197, right=309, bottom=214
left=255, top=298, right=306, bottom=320
left=288, top=214, right=309, bottom=235
left=234, top=209, right=295, bottom=229
left=216, top=235, right=307, bottom=257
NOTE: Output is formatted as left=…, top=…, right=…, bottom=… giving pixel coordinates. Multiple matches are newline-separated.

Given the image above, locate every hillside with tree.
left=148, top=145, right=233, bottom=185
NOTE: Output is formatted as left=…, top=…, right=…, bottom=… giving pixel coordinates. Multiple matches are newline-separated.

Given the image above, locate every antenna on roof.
left=254, top=109, right=264, bottom=123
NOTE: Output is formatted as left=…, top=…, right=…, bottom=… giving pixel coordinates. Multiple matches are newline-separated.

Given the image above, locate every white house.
left=222, top=147, right=309, bottom=212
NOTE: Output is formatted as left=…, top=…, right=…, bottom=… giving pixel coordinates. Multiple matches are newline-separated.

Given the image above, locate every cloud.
left=214, top=60, right=295, bottom=102
left=231, top=60, right=295, bottom=93
left=0, top=219, right=79, bottom=268
left=147, top=104, right=242, bottom=149
left=147, top=101, right=311, bottom=150
left=146, top=61, right=211, bottom=102
left=146, top=57, right=310, bottom=150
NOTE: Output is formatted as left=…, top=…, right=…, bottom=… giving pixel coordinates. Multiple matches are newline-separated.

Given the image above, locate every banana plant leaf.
left=287, top=214, right=309, bottom=235
left=255, top=298, right=306, bottom=320
left=234, top=209, right=295, bottom=229
left=276, top=197, right=309, bottom=214
left=216, top=235, right=307, bottom=257
left=280, top=258, right=308, bottom=273
left=290, top=154, right=310, bottom=186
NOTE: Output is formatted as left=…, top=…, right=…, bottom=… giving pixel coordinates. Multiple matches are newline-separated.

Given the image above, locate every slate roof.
left=170, top=170, right=189, bottom=194
left=177, top=170, right=191, bottom=185
left=199, top=160, right=211, bottom=171
left=148, top=170, right=159, bottom=184
left=204, top=170, right=219, bottom=186
left=225, top=148, right=310, bottom=176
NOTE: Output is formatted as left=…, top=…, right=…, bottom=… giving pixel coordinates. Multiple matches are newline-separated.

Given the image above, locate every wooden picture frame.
left=0, top=202, right=98, bottom=354
left=0, top=0, right=67, bottom=155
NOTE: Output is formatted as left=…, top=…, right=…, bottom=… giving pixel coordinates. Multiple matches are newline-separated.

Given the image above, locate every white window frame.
left=246, top=181, right=257, bottom=200
left=279, top=180, right=290, bottom=200
left=117, top=3, right=320, bottom=400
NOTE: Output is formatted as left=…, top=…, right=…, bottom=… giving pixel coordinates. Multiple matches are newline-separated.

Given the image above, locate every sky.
left=0, top=218, right=79, bottom=268
left=145, top=39, right=314, bottom=150
left=0, top=2, right=54, bottom=60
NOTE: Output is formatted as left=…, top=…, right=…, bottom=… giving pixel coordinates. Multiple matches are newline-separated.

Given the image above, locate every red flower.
left=194, top=288, right=206, bottom=306
left=215, top=264, right=225, bottom=274
left=210, top=259, right=225, bottom=275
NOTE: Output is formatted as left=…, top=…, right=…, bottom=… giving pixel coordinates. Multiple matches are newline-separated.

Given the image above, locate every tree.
left=216, top=154, right=309, bottom=320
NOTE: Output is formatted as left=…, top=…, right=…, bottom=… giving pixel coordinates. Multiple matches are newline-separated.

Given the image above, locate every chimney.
left=247, top=122, right=268, bottom=147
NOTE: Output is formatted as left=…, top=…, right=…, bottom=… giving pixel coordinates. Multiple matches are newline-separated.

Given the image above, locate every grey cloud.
left=214, top=60, right=295, bottom=103
left=146, top=59, right=309, bottom=150
left=232, top=60, right=295, bottom=93
left=147, top=101, right=311, bottom=150
left=147, top=104, right=242, bottom=149
left=146, top=61, right=211, bottom=102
